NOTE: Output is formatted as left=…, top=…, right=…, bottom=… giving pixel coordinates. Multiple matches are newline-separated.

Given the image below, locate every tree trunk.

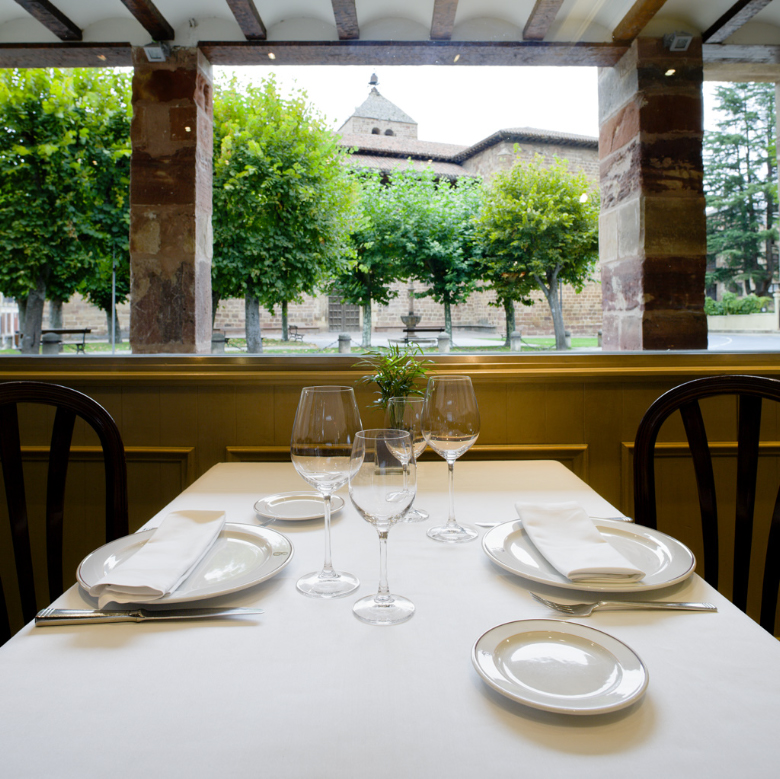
left=211, top=290, right=220, bottom=329
left=537, top=272, right=567, bottom=350
left=20, top=276, right=47, bottom=354
left=282, top=300, right=288, bottom=341
left=362, top=300, right=372, bottom=348
left=49, top=299, right=63, bottom=329
left=105, top=308, right=122, bottom=344
left=245, top=294, right=263, bottom=354
left=503, top=299, right=516, bottom=348
left=444, top=302, right=452, bottom=339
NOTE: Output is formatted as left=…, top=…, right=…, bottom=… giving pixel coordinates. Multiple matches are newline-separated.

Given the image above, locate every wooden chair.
left=0, top=381, right=128, bottom=645
left=633, top=375, right=780, bottom=634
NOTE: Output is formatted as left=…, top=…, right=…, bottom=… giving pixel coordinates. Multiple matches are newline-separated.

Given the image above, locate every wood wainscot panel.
left=227, top=444, right=588, bottom=479
left=621, top=440, right=780, bottom=624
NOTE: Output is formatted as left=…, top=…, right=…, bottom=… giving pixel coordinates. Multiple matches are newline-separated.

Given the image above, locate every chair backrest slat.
left=679, top=400, right=719, bottom=588
left=733, top=395, right=762, bottom=611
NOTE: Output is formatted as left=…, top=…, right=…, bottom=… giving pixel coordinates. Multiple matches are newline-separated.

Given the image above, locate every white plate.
left=472, top=619, right=649, bottom=715
left=482, top=519, right=695, bottom=593
left=254, top=491, right=345, bottom=521
left=77, top=523, right=294, bottom=604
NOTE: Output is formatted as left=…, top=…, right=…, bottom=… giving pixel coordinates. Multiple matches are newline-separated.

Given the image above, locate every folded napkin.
left=88, top=510, right=226, bottom=608
left=516, top=501, right=646, bottom=583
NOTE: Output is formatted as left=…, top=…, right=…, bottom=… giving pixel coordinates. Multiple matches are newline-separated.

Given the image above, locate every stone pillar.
left=129, top=47, right=213, bottom=354
left=598, top=38, right=707, bottom=350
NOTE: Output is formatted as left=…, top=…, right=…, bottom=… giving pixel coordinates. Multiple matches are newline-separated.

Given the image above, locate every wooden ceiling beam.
left=431, top=0, right=459, bottom=41
left=119, top=0, right=174, bottom=41
left=226, top=0, right=267, bottom=41
left=523, top=0, right=564, bottom=42
left=0, top=42, right=132, bottom=68
left=703, top=0, right=773, bottom=44
left=12, top=0, right=81, bottom=42
left=199, top=40, right=628, bottom=67
left=612, top=0, right=669, bottom=43
left=331, top=0, right=359, bottom=40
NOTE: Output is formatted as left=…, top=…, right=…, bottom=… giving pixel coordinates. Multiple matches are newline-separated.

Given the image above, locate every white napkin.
left=88, top=510, right=226, bottom=608
left=516, top=501, right=646, bottom=583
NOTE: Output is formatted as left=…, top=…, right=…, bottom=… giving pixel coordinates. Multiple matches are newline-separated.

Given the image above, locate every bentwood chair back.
left=0, top=381, right=128, bottom=645
left=633, top=375, right=780, bottom=634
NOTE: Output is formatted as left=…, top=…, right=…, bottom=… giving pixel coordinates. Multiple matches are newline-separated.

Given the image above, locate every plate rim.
left=76, top=522, right=294, bottom=604
left=482, top=518, right=695, bottom=593
left=253, top=491, right=345, bottom=521
left=471, top=618, right=649, bottom=715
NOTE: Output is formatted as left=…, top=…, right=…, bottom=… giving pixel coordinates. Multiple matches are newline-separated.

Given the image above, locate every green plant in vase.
left=356, top=344, right=432, bottom=412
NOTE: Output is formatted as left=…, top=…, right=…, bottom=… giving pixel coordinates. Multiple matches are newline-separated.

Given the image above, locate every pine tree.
left=704, top=83, right=778, bottom=298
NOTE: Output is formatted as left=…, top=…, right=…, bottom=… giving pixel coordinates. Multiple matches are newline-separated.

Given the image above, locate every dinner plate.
left=77, top=523, right=294, bottom=604
left=472, top=619, right=648, bottom=715
left=253, top=491, right=345, bottom=521
left=482, top=518, right=695, bottom=593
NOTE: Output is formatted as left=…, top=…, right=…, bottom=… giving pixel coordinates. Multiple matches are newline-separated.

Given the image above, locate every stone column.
left=129, top=47, right=213, bottom=354
left=598, top=38, right=707, bottom=350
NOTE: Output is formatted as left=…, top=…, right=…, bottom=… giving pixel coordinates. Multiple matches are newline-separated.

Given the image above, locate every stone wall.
left=339, top=116, right=417, bottom=138
left=462, top=140, right=600, bottom=184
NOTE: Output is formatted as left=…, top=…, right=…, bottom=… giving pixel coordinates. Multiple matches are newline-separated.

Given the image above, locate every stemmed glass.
left=384, top=396, right=429, bottom=522
left=421, top=375, right=480, bottom=543
left=290, top=386, right=362, bottom=598
left=349, top=429, right=416, bottom=625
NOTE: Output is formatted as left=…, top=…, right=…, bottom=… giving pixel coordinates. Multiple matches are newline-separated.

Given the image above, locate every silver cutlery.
left=35, top=607, right=264, bottom=626
left=530, top=592, right=717, bottom=617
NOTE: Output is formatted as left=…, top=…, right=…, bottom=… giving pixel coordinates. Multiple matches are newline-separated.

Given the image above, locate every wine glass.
left=290, top=385, right=362, bottom=598
left=349, top=429, right=416, bottom=625
left=384, top=396, right=429, bottom=522
left=421, top=375, right=480, bottom=543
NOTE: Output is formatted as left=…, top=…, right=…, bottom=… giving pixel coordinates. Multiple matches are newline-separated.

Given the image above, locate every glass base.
left=353, top=593, right=415, bottom=625
left=296, top=569, right=360, bottom=599
left=427, top=522, right=479, bottom=544
left=402, top=507, right=429, bottom=523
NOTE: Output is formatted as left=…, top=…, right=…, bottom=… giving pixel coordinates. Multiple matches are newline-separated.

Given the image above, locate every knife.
left=35, top=607, right=264, bottom=626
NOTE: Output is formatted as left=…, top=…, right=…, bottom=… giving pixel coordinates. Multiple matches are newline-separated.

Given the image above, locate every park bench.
left=17, top=328, right=91, bottom=353
left=288, top=325, right=304, bottom=342
left=402, top=325, right=445, bottom=344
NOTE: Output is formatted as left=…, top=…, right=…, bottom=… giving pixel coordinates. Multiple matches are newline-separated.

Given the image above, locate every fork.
left=530, top=592, right=717, bottom=617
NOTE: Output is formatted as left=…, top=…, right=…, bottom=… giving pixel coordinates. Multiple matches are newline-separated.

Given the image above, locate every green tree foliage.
left=391, top=169, right=483, bottom=338
left=212, top=76, right=356, bottom=351
left=705, top=83, right=777, bottom=298
left=477, top=155, right=599, bottom=350
left=704, top=291, right=771, bottom=315
left=331, top=169, right=406, bottom=347
left=0, top=68, right=131, bottom=353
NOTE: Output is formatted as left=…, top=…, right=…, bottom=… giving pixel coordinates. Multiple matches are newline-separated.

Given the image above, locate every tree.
left=704, top=83, right=777, bottom=298
left=0, top=68, right=131, bottom=353
left=478, top=155, right=599, bottom=350
left=212, top=76, right=356, bottom=352
left=392, top=169, right=483, bottom=338
left=331, top=170, right=405, bottom=348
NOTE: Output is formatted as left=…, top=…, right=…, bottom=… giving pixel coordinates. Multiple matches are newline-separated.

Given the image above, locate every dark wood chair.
left=633, top=375, right=780, bottom=634
left=0, top=381, right=128, bottom=645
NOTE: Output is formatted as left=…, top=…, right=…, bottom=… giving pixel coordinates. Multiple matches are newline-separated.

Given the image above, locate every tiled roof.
left=338, top=133, right=468, bottom=161
left=453, top=127, right=598, bottom=161
left=344, top=154, right=468, bottom=180
left=347, top=87, right=417, bottom=124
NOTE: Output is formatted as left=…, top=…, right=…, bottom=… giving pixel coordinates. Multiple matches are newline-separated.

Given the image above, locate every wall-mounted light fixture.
left=663, top=32, right=693, bottom=52
left=143, top=42, right=170, bottom=62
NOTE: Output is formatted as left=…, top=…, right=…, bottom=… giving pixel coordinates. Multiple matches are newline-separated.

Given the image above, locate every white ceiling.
left=0, top=1, right=777, bottom=45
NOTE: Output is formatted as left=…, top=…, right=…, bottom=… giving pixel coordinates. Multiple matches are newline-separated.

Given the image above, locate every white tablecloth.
left=1, top=461, right=779, bottom=778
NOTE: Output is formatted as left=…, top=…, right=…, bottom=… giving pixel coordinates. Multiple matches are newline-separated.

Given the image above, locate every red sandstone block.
left=642, top=310, right=707, bottom=350
left=131, top=148, right=197, bottom=206
left=639, top=93, right=702, bottom=135
left=599, top=99, right=641, bottom=159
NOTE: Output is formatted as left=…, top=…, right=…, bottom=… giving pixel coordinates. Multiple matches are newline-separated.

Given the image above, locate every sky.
left=218, top=64, right=724, bottom=146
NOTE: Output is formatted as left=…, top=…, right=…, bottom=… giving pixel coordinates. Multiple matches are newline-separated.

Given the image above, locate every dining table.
left=1, top=459, right=779, bottom=778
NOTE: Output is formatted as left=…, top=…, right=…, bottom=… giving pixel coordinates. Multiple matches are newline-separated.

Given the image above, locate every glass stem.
left=376, top=529, right=391, bottom=603
left=447, top=459, right=457, bottom=527
left=321, top=493, right=335, bottom=577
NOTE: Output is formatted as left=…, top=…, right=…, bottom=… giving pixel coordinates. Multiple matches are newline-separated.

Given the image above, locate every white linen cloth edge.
left=515, top=501, right=646, bottom=583
left=88, top=509, right=226, bottom=608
